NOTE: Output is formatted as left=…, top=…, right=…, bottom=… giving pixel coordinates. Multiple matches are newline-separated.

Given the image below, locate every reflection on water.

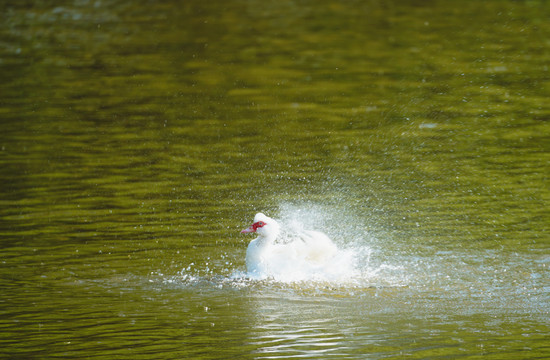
left=165, top=245, right=548, bottom=359
left=165, top=204, right=548, bottom=358
left=1, top=0, right=549, bottom=358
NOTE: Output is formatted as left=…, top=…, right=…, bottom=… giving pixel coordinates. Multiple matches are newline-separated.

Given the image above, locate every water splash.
left=161, top=203, right=547, bottom=318
left=166, top=203, right=410, bottom=290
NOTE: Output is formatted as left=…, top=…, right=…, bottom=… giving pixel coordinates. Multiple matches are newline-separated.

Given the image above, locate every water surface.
left=1, top=0, right=549, bottom=358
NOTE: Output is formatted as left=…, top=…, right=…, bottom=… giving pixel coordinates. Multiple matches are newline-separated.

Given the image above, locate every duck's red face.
left=241, top=221, right=267, bottom=233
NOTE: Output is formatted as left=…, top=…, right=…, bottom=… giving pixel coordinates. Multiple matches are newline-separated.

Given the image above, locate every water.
left=1, top=0, right=549, bottom=358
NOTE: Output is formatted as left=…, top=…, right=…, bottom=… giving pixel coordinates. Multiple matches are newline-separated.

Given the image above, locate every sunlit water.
left=1, top=0, right=549, bottom=358
left=172, top=204, right=546, bottom=309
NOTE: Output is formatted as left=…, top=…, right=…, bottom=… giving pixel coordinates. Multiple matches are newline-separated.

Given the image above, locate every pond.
left=1, top=0, right=548, bottom=358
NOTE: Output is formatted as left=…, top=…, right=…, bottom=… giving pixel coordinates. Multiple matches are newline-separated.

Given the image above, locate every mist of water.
left=170, top=203, right=408, bottom=288
left=165, top=202, right=547, bottom=319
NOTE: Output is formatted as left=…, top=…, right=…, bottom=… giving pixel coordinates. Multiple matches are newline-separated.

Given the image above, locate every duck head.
left=241, top=213, right=280, bottom=242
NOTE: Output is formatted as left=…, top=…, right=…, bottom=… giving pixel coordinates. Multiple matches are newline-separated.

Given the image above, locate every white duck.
left=241, top=213, right=338, bottom=276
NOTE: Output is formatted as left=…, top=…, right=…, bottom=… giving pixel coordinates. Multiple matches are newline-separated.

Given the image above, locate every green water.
left=1, top=0, right=549, bottom=358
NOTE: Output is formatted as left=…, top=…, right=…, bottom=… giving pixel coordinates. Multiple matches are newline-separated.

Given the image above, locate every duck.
left=241, top=213, right=338, bottom=277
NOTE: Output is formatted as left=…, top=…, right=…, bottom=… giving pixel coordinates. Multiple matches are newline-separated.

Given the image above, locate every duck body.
left=293, top=229, right=338, bottom=264
left=244, top=237, right=271, bottom=275
left=241, top=213, right=280, bottom=275
left=241, top=213, right=338, bottom=277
